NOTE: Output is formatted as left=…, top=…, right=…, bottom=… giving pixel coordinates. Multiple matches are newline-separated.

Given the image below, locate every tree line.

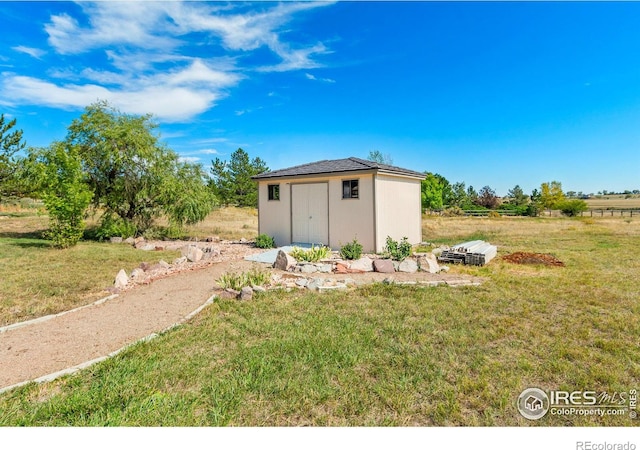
left=0, top=102, right=267, bottom=248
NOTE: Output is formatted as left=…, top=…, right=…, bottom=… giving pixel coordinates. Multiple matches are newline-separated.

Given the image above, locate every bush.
left=255, top=233, right=276, bottom=249
left=384, top=236, right=412, bottom=261
left=488, top=210, right=501, bottom=218
left=95, top=214, right=137, bottom=240
left=442, top=206, right=464, bottom=217
left=217, top=268, right=270, bottom=290
left=559, top=199, right=588, bottom=217
left=289, top=245, right=331, bottom=262
left=525, top=203, right=542, bottom=217
left=340, top=238, right=363, bottom=260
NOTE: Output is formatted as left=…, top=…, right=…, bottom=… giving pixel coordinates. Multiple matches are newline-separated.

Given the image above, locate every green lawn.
left=0, top=215, right=639, bottom=425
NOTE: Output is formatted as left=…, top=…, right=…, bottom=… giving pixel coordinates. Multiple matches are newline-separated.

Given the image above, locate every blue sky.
left=1, top=1, right=639, bottom=196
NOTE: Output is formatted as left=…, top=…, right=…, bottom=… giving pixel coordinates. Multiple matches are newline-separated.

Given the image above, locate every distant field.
left=585, top=195, right=640, bottom=209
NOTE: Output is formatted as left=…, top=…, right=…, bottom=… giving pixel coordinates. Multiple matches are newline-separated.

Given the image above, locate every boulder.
left=348, top=256, right=374, bottom=272
left=300, top=264, right=318, bottom=274
left=239, top=286, right=253, bottom=301
left=373, top=259, right=395, bottom=273
left=306, top=278, right=325, bottom=291
left=133, top=237, right=145, bottom=245
left=418, top=253, right=440, bottom=274
left=114, top=269, right=129, bottom=289
left=173, top=256, right=187, bottom=265
left=318, top=264, right=333, bottom=273
left=252, top=285, right=267, bottom=293
left=398, top=259, right=419, bottom=273
left=110, top=237, right=123, bottom=244
left=124, top=237, right=135, bottom=245
left=273, top=250, right=297, bottom=271
left=181, top=245, right=203, bottom=262
left=295, top=278, right=309, bottom=287
left=130, top=268, right=145, bottom=279
left=158, top=260, right=171, bottom=269
left=334, top=263, right=349, bottom=274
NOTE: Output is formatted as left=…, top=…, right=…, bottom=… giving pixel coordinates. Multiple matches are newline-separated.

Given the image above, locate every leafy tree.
left=449, top=182, right=468, bottom=207
left=540, top=181, right=565, bottom=209
left=476, top=185, right=499, bottom=209
left=465, top=185, right=478, bottom=209
left=421, top=172, right=444, bottom=210
left=210, top=148, right=268, bottom=207
left=0, top=114, right=27, bottom=198
left=65, top=101, right=213, bottom=233
left=507, top=185, right=529, bottom=206
left=31, top=142, right=93, bottom=248
left=367, top=150, right=393, bottom=165
left=558, top=199, right=588, bottom=217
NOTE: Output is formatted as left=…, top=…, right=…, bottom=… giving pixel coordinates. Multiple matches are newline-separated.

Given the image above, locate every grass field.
left=1, top=211, right=638, bottom=426
left=585, top=195, right=640, bottom=209
left=0, top=207, right=258, bottom=325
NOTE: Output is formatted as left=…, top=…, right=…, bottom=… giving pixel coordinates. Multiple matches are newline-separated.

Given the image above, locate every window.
left=342, top=179, right=359, bottom=199
left=268, top=184, right=280, bottom=201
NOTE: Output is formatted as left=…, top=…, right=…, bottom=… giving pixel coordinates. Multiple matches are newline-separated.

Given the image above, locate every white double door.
left=291, top=183, right=329, bottom=245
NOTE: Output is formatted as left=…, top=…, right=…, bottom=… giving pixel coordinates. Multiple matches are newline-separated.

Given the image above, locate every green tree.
left=65, top=101, right=213, bottom=233
left=31, top=142, right=93, bottom=248
left=465, top=185, right=478, bottom=209
left=558, top=199, right=588, bottom=217
left=421, top=172, right=444, bottom=211
left=367, top=150, right=393, bottom=165
left=507, top=185, right=529, bottom=206
left=0, top=114, right=27, bottom=198
left=449, top=182, right=468, bottom=207
left=540, top=181, right=565, bottom=209
left=210, top=148, right=268, bottom=207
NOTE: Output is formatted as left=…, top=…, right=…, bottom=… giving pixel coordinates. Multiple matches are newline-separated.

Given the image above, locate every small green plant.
left=289, top=244, right=331, bottom=262
left=339, top=238, right=363, bottom=260
left=384, top=236, right=412, bottom=261
left=95, top=214, right=137, bottom=240
left=488, top=210, right=501, bottom=218
left=255, top=233, right=276, bottom=249
left=217, top=267, right=270, bottom=290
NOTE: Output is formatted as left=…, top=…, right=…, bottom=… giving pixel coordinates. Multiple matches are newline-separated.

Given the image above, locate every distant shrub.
left=559, top=199, right=588, bottom=217
left=290, top=245, right=331, bottom=262
left=488, top=210, right=501, bottom=218
left=384, top=236, right=412, bottom=261
left=525, top=204, right=542, bottom=217
left=442, top=206, right=465, bottom=217
left=96, top=214, right=137, bottom=240
left=255, top=233, right=276, bottom=249
left=340, top=238, right=363, bottom=260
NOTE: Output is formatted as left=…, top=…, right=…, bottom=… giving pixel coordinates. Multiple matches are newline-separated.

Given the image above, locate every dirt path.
left=0, top=257, right=258, bottom=392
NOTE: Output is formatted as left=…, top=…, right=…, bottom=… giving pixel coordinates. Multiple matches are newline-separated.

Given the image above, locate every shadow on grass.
left=0, top=229, right=51, bottom=248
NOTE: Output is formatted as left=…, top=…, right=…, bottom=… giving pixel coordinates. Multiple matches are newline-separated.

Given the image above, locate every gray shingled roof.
left=252, top=157, right=425, bottom=180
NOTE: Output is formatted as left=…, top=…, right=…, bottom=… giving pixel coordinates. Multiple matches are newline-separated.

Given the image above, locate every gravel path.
left=0, top=256, right=259, bottom=392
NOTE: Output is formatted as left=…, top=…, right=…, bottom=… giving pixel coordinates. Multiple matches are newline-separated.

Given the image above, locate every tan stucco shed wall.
left=374, top=174, right=423, bottom=252
left=257, top=173, right=375, bottom=252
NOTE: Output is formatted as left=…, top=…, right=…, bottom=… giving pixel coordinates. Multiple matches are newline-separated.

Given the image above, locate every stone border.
left=0, top=294, right=119, bottom=334
left=0, top=293, right=217, bottom=395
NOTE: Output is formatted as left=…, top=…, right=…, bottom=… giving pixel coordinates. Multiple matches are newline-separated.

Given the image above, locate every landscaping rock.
left=306, top=278, right=325, bottom=291
left=440, top=265, right=450, bottom=273
left=158, top=260, right=171, bottom=269
left=218, top=288, right=239, bottom=299
left=348, top=256, right=374, bottom=272
left=300, top=264, right=318, bottom=274
left=318, top=264, right=333, bottom=273
left=133, top=237, right=145, bottom=245
left=295, top=278, right=309, bottom=287
left=139, top=262, right=151, bottom=271
left=130, top=268, right=145, bottom=279
left=114, top=269, right=129, bottom=289
left=138, top=244, right=155, bottom=251
left=252, top=285, right=267, bottom=293
left=373, top=259, right=395, bottom=273
left=334, top=262, right=349, bottom=274
left=239, top=286, right=253, bottom=300
left=273, top=250, right=297, bottom=271
left=124, top=237, right=135, bottom=245
left=110, top=237, right=123, bottom=244
left=398, top=259, right=419, bottom=273
left=181, top=245, right=204, bottom=262
left=173, top=256, right=187, bottom=265
left=418, top=253, right=441, bottom=274
left=318, top=283, right=347, bottom=292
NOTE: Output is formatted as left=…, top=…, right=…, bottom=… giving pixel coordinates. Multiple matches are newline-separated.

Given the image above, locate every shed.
left=252, top=157, right=425, bottom=253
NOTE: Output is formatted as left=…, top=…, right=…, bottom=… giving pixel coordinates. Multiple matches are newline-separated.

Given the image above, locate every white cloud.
left=12, top=46, right=46, bottom=59
left=5, top=1, right=335, bottom=121
left=305, top=72, right=336, bottom=83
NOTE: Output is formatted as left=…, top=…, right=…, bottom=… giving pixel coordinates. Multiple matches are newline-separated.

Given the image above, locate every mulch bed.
left=502, top=252, right=565, bottom=267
